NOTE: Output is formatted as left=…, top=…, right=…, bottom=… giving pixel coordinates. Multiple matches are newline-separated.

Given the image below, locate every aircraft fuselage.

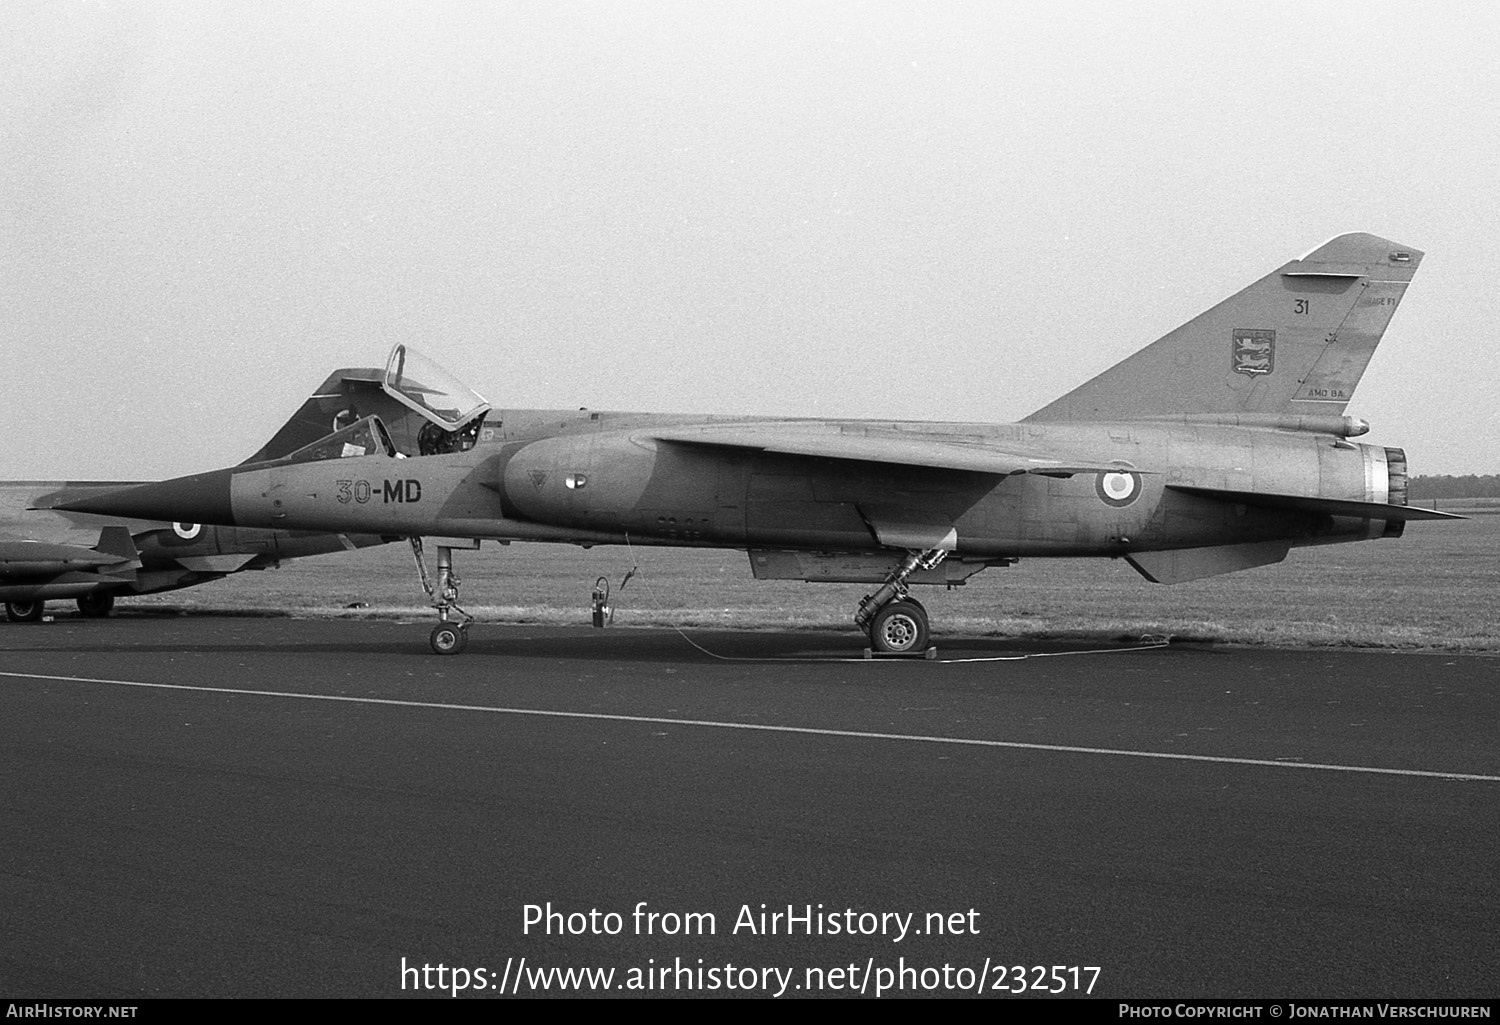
left=207, top=411, right=1399, bottom=559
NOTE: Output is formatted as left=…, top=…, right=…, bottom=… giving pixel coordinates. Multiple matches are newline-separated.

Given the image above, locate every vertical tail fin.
left=1023, top=233, right=1423, bottom=422
left=239, top=368, right=387, bottom=464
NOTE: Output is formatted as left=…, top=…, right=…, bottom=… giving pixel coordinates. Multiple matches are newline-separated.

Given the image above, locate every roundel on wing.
left=1095, top=471, right=1142, bottom=507
left=173, top=522, right=202, bottom=540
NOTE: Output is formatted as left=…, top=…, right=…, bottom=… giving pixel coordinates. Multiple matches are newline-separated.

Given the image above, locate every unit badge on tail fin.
left=1231, top=329, right=1275, bottom=376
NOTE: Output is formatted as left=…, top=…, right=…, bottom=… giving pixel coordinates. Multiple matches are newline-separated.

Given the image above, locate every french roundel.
left=173, top=522, right=202, bottom=540
left=1095, top=471, right=1142, bottom=508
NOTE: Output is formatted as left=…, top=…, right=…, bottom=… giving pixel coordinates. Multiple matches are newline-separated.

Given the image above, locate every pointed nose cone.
left=54, top=469, right=238, bottom=525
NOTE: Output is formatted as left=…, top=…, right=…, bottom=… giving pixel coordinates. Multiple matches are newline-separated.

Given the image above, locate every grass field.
left=112, top=513, right=1500, bottom=653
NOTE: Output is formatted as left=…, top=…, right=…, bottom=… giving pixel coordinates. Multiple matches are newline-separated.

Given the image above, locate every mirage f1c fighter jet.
left=59, top=232, right=1461, bottom=654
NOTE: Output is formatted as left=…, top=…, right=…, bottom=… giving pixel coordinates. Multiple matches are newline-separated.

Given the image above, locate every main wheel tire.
left=430, top=623, right=469, bottom=655
left=77, top=593, right=116, bottom=618
left=6, top=600, right=44, bottom=623
left=868, top=600, right=930, bottom=655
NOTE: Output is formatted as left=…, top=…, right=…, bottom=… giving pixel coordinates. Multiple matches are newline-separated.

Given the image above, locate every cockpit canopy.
left=282, top=414, right=398, bottom=465
left=382, top=345, right=490, bottom=431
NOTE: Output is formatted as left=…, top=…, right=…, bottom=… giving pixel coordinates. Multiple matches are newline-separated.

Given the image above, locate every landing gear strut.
left=411, top=537, right=474, bottom=655
left=854, top=548, right=948, bottom=655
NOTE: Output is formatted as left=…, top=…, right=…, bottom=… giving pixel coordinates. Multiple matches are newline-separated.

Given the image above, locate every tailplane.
left=1024, top=233, right=1422, bottom=422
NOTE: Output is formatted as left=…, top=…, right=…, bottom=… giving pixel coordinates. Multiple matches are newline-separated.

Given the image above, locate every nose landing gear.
left=411, top=537, right=476, bottom=655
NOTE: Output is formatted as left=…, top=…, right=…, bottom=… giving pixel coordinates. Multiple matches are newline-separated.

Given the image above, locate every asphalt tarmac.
left=2, top=615, right=1496, bottom=999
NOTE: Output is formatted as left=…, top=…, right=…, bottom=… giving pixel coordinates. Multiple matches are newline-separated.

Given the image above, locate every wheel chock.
left=863, top=646, right=938, bottom=660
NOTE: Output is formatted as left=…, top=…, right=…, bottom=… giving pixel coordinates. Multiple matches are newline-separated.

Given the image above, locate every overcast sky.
left=4, top=1, right=1497, bottom=479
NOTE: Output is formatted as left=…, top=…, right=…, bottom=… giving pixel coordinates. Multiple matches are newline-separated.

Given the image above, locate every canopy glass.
left=381, top=345, right=490, bottom=430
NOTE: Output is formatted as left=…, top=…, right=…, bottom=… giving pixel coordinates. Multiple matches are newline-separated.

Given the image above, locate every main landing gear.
left=411, top=537, right=474, bottom=655
left=854, top=548, right=948, bottom=655
left=5, top=595, right=117, bottom=623
left=77, top=592, right=115, bottom=618
left=6, top=600, right=43, bottom=623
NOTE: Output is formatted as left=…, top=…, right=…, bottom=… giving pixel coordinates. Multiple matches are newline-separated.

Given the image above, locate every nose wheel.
left=430, top=621, right=469, bottom=655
